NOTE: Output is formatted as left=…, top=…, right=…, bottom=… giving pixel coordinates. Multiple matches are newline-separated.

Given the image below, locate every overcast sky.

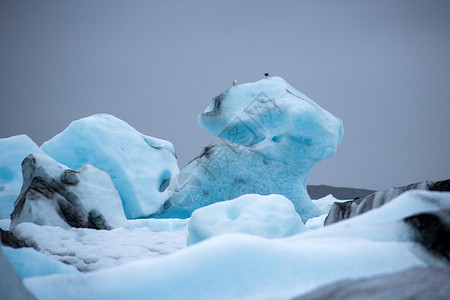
left=1, top=1, right=449, bottom=190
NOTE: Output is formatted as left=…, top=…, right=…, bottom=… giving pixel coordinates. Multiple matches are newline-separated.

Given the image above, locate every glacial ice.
left=2, top=246, right=79, bottom=278
left=21, top=190, right=450, bottom=300
left=0, top=135, right=45, bottom=219
left=41, top=114, right=179, bottom=219
left=187, top=194, right=305, bottom=245
left=10, top=153, right=128, bottom=230
left=0, top=246, right=36, bottom=300
left=3, top=76, right=448, bottom=300
left=325, top=179, right=450, bottom=225
left=161, top=76, right=343, bottom=221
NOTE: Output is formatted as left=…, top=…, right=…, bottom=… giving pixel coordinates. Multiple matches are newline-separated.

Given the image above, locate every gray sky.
left=1, top=0, right=449, bottom=190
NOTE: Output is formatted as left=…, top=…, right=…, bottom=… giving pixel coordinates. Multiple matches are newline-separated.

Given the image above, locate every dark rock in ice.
left=404, top=210, right=450, bottom=263
left=11, top=174, right=102, bottom=229
left=0, top=246, right=37, bottom=300
left=325, top=179, right=450, bottom=225
left=293, top=267, right=450, bottom=300
left=0, top=229, right=27, bottom=249
left=59, top=169, right=80, bottom=185
left=307, top=184, right=375, bottom=200
left=10, top=154, right=127, bottom=230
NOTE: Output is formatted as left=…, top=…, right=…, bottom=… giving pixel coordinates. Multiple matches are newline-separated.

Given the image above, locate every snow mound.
left=2, top=246, right=79, bottom=278
left=41, top=114, right=179, bottom=219
left=0, top=135, right=44, bottom=219
left=187, top=194, right=305, bottom=245
left=23, top=234, right=433, bottom=300
left=10, top=153, right=127, bottom=230
left=160, top=77, right=343, bottom=221
left=22, top=190, right=449, bottom=300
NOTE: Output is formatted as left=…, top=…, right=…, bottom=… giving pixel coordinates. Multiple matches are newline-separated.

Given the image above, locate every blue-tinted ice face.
left=198, top=77, right=343, bottom=164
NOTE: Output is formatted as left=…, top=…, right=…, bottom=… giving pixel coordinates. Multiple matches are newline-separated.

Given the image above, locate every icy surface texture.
left=11, top=222, right=187, bottom=272
left=0, top=135, right=45, bottom=219
left=161, top=77, right=343, bottom=221
left=325, top=179, right=450, bottom=225
left=23, top=190, right=450, bottom=300
left=10, top=153, right=127, bottom=230
left=41, top=114, right=179, bottom=219
left=128, top=218, right=189, bottom=232
left=0, top=246, right=36, bottom=300
left=187, top=194, right=305, bottom=245
left=2, top=246, right=78, bottom=278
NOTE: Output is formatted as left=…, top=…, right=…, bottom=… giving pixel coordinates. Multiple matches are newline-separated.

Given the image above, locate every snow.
left=10, top=222, right=188, bottom=272
left=304, top=195, right=349, bottom=229
left=41, top=114, right=179, bottom=219
left=23, top=234, right=431, bottom=300
left=2, top=246, right=78, bottom=278
left=128, top=218, right=189, bottom=232
left=312, top=194, right=349, bottom=214
left=10, top=153, right=128, bottom=230
left=161, top=77, right=343, bottom=221
left=0, top=135, right=45, bottom=218
left=187, top=194, right=305, bottom=245
left=21, top=190, right=449, bottom=300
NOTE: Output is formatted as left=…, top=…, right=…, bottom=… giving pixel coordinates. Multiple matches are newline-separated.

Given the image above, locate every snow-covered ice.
left=161, top=77, right=343, bottom=221
left=0, top=135, right=45, bottom=219
left=10, top=153, right=128, bottom=230
left=11, top=222, right=188, bottom=272
left=325, top=179, right=449, bottom=225
left=128, top=218, right=189, bottom=232
left=21, top=190, right=450, bottom=300
left=187, top=194, right=305, bottom=245
left=41, top=114, right=179, bottom=219
left=22, top=232, right=435, bottom=300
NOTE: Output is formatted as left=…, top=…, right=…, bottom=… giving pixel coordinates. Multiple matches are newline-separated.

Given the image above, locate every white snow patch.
left=11, top=222, right=188, bottom=272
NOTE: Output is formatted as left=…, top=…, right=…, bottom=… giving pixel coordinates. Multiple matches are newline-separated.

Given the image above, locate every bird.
left=264, top=72, right=270, bottom=77
left=232, top=79, right=237, bottom=87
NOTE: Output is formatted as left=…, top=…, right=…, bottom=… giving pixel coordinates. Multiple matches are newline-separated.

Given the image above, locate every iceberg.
left=41, top=114, right=180, bottom=219
left=187, top=194, right=305, bottom=245
left=10, top=153, right=127, bottom=230
left=161, top=76, right=343, bottom=221
left=325, top=179, right=450, bottom=225
left=0, top=135, right=45, bottom=219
